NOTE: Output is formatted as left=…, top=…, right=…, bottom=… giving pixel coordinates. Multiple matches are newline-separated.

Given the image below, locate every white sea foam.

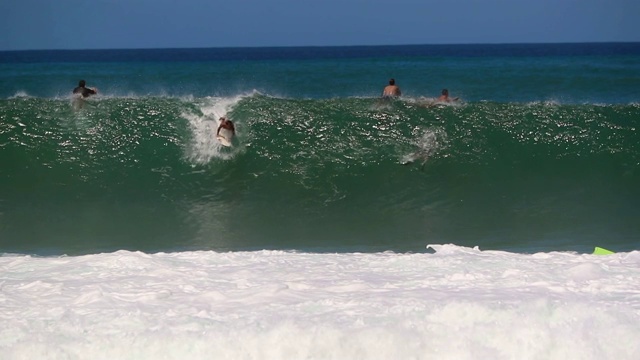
left=8, top=91, right=30, bottom=99
left=400, top=127, right=447, bottom=166
left=1, top=245, right=639, bottom=360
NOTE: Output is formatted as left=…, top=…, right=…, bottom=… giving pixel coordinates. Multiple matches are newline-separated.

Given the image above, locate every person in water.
left=382, top=78, right=402, bottom=98
left=217, top=116, right=235, bottom=137
left=437, top=89, right=459, bottom=102
left=73, top=80, right=98, bottom=98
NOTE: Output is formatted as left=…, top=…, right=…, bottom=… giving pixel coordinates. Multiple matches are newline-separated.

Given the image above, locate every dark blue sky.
left=1, top=0, right=639, bottom=50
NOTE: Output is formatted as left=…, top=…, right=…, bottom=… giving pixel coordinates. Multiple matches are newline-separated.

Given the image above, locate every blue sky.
left=1, top=0, right=638, bottom=50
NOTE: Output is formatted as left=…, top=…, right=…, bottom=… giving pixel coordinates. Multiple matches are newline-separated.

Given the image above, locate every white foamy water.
left=1, top=244, right=639, bottom=360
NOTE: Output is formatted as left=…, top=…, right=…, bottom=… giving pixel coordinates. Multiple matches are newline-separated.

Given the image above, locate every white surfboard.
left=217, top=127, right=233, bottom=147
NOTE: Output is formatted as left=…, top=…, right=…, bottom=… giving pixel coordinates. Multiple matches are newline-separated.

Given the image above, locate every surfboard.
left=217, top=127, right=233, bottom=147
left=592, top=247, right=614, bottom=255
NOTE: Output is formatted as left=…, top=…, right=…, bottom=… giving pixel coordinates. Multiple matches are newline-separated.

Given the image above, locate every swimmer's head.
left=79, top=80, right=86, bottom=87
left=441, top=89, right=448, bottom=95
left=389, top=78, right=395, bottom=85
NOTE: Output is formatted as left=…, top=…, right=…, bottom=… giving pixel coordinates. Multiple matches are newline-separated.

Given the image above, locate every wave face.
left=1, top=94, right=639, bottom=254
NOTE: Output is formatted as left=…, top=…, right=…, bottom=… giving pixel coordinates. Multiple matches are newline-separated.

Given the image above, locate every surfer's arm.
left=216, top=125, right=221, bottom=136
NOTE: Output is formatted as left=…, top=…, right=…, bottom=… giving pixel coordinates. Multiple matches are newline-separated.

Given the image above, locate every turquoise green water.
left=2, top=96, right=639, bottom=254
left=1, top=44, right=639, bottom=255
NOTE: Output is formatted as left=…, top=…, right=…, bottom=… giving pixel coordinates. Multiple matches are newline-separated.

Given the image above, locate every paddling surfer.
left=382, top=78, right=402, bottom=98
left=437, top=89, right=459, bottom=102
left=217, top=117, right=235, bottom=137
left=73, top=80, right=98, bottom=98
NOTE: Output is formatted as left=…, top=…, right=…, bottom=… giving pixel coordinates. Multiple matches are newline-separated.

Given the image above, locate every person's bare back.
left=437, top=89, right=459, bottom=102
left=382, top=78, right=401, bottom=97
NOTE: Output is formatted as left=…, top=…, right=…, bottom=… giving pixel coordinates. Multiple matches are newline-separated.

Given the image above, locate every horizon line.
left=2, top=41, right=639, bottom=53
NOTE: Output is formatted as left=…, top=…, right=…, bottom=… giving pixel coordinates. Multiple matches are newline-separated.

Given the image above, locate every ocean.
left=1, top=43, right=639, bottom=359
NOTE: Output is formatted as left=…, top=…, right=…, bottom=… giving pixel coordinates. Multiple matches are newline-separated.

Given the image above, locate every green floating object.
left=593, top=247, right=615, bottom=255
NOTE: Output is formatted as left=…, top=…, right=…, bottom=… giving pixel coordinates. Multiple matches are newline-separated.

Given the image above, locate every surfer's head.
left=79, top=80, right=86, bottom=87
left=441, top=89, right=448, bottom=95
left=389, top=78, right=395, bottom=85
